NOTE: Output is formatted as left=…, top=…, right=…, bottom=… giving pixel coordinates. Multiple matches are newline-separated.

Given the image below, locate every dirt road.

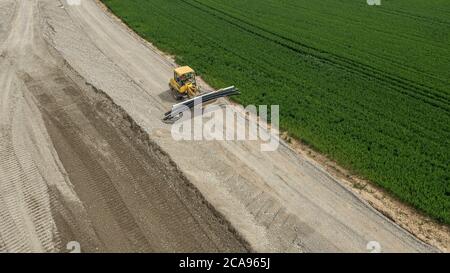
left=0, top=0, right=438, bottom=252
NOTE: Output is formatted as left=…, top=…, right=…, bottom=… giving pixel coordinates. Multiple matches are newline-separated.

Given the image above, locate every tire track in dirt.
left=0, top=0, right=64, bottom=253
left=0, top=70, right=59, bottom=252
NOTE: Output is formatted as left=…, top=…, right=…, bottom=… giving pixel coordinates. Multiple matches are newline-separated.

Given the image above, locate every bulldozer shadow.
left=158, top=89, right=178, bottom=104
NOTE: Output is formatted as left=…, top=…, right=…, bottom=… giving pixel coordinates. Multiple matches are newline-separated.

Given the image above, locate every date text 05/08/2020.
left=179, top=257, right=271, bottom=271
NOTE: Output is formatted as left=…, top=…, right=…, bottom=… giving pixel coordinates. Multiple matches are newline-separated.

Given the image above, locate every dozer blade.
left=163, top=86, right=240, bottom=122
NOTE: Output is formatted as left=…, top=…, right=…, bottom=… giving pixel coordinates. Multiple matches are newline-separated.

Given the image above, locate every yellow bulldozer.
left=169, top=66, right=199, bottom=100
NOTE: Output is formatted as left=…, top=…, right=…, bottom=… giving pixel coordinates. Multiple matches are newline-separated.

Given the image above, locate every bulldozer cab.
left=175, top=66, right=196, bottom=86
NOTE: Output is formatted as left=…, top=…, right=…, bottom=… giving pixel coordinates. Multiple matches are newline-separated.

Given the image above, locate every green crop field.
left=101, top=0, right=450, bottom=224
